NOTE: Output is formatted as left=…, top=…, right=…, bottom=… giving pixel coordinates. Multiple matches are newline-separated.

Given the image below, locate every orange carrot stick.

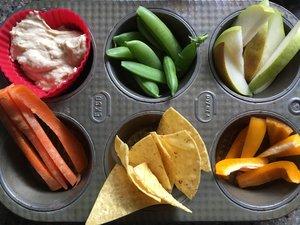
left=10, top=95, right=78, bottom=186
left=0, top=90, right=69, bottom=189
left=225, top=127, right=248, bottom=159
left=0, top=105, right=61, bottom=191
left=9, top=85, right=87, bottom=173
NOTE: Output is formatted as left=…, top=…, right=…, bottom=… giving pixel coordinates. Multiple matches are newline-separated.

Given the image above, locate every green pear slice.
left=234, top=4, right=274, bottom=46
left=244, top=9, right=285, bottom=82
left=249, top=21, right=300, bottom=94
left=260, top=0, right=269, bottom=7
left=214, top=26, right=252, bottom=96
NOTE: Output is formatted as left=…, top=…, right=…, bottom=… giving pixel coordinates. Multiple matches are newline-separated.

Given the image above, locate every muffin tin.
left=0, top=0, right=299, bottom=223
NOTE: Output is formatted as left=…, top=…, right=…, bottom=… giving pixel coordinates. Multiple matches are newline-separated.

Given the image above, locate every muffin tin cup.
left=0, top=113, right=95, bottom=212
left=104, top=111, right=187, bottom=202
left=0, top=0, right=298, bottom=223
left=212, top=110, right=300, bottom=211
left=105, top=8, right=199, bottom=103
left=0, top=8, right=93, bottom=99
left=208, top=10, right=300, bottom=103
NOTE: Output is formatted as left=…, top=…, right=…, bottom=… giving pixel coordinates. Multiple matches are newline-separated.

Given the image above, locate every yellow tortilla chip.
left=133, top=163, right=192, bottom=213
left=157, top=107, right=211, bottom=172
left=86, top=165, right=157, bottom=225
left=129, top=134, right=171, bottom=191
left=160, top=131, right=201, bottom=199
left=115, top=136, right=129, bottom=169
left=114, top=136, right=161, bottom=202
left=151, top=132, right=176, bottom=189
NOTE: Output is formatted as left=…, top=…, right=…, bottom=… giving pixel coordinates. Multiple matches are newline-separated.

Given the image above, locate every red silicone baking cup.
left=0, top=8, right=91, bottom=99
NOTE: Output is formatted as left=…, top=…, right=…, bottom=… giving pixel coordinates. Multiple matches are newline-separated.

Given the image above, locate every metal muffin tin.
left=0, top=0, right=299, bottom=223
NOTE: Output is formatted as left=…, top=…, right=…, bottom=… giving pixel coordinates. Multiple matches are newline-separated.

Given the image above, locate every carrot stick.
left=0, top=105, right=61, bottom=191
left=9, top=85, right=87, bottom=173
left=9, top=94, right=78, bottom=186
left=0, top=90, right=69, bottom=189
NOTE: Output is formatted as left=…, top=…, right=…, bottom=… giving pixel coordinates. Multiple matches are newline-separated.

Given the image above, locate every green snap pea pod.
left=136, top=17, right=164, bottom=58
left=135, top=77, right=160, bottom=98
left=137, top=16, right=161, bottom=50
left=137, top=6, right=182, bottom=62
left=163, top=56, right=178, bottom=96
left=125, top=40, right=162, bottom=70
left=112, top=32, right=146, bottom=47
left=121, top=61, right=166, bottom=84
left=175, top=34, right=208, bottom=74
left=106, top=47, right=134, bottom=60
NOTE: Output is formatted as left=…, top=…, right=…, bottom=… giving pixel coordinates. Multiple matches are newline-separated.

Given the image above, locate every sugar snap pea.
left=121, top=61, right=166, bottom=84
left=175, top=34, right=208, bottom=74
left=106, top=47, right=134, bottom=60
left=135, top=77, right=160, bottom=98
left=163, top=56, right=178, bottom=96
left=137, top=6, right=182, bottom=61
left=137, top=16, right=161, bottom=50
left=113, top=32, right=146, bottom=47
left=126, top=40, right=162, bottom=70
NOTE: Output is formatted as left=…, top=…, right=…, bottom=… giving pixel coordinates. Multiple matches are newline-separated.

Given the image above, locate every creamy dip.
left=10, top=11, right=87, bottom=91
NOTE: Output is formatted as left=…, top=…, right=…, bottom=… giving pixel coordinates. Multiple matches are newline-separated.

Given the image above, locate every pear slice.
left=234, top=4, right=274, bottom=46
left=244, top=9, right=285, bottom=82
left=249, top=21, right=300, bottom=94
left=213, top=26, right=252, bottom=96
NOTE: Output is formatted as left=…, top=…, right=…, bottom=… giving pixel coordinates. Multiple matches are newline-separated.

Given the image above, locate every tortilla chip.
left=151, top=132, right=176, bottom=189
left=114, top=136, right=161, bottom=202
left=115, top=135, right=129, bottom=169
left=133, top=163, right=192, bottom=213
left=129, top=134, right=171, bottom=191
left=157, top=107, right=211, bottom=172
left=160, top=131, right=201, bottom=199
left=86, top=165, right=157, bottom=225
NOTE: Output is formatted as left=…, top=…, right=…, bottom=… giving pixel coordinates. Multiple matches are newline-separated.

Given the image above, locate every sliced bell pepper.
left=0, top=89, right=70, bottom=189
left=8, top=85, right=87, bottom=173
left=276, top=146, right=300, bottom=158
left=241, top=117, right=266, bottom=158
left=266, top=117, right=293, bottom=145
left=215, top=158, right=268, bottom=176
left=0, top=105, right=61, bottom=191
left=225, top=127, right=248, bottom=159
left=258, top=134, right=300, bottom=158
left=236, top=161, right=300, bottom=188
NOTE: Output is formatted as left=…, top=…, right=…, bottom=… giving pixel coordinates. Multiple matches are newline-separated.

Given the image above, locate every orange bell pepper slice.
left=276, top=146, right=300, bottom=158
left=241, top=117, right=266, bottom=158
left=8, top=85, right=87, bottom=173
left=266, top=117, right=293, bottom=145
left=215, top=158, right=268, bottom=176
left=0, top=105, right=61, bottom=191
left=225, top=127, right=248, bottom=159
left=258, top=134, right=300, bottom=158
left=236, top=161, right=300, bottom=188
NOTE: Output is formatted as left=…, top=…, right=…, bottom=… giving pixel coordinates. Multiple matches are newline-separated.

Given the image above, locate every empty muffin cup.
left=208, top=10, right=300, bottom=102
left=0, top=113, right=94, bottom=211
left=105, top=8, right=199, bottom=102
left=212, top=111, right=300, bottom=210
